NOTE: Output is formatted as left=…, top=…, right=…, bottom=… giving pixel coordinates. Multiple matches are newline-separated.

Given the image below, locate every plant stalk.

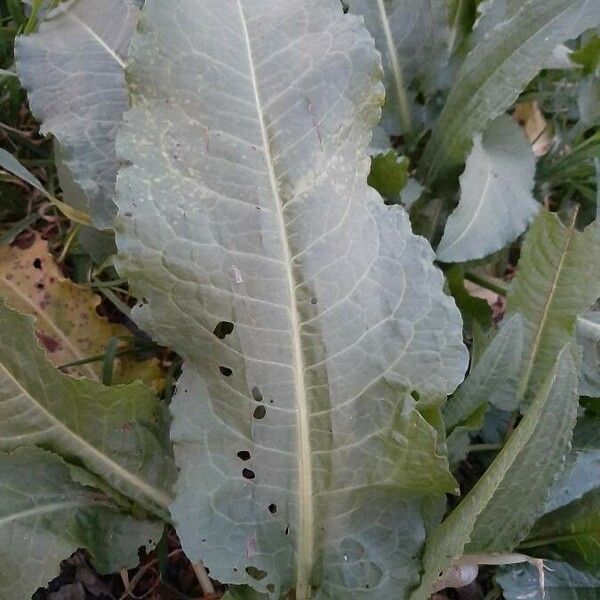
left=465, top=271, right=509, bottom=297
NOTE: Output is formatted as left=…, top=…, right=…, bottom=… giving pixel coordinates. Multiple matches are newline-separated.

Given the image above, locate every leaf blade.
left=0, top=302, right=175, bottom=517
left=436, top=116, right=538, bottom=263
left=345, top=0, right=450, bottom=136
left=15, top=0, right=140, bottom=226
left=507, top=212, right=600, bottom=399
left=443, top=314, right=523, bottom=433
left=115, top=1, right=468, bottom=597
left=410, top=345, right=579, bottom=600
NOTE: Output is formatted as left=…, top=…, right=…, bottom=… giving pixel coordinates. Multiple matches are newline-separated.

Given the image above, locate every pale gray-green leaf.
left=498, top=560, right=600, bottom=600
left=420, top=0, right=600, bottom=185
left=0, top=447, right=161, bottom=599
left=0, top=302, right=174, bottom=518
left=545, top=413, right=600, bottom=512
left=444, top=314, right=523, bottom=432
left=579, top=75, right=600, bottom=125
left=15, top=0, right=140, bottom=227
left=506, top=212, right=600, bottom=399
left=577, top=312, right=600, bottom=397
left=472, top=0, right=527, bottom=45
left=115, top=1, right=468, bottom=598
left=436, top=116, right=538, bottom=263
left=345, top=0, right=450, bottom=136
left=410, top=346, right=578, bottom=600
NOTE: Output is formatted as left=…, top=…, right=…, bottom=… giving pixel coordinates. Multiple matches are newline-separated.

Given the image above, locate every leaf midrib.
left=438, top=139, right=493, bottom=257
left=66, top=11, right=126, bottom=69
left=518, top=213, right=576, bottom=397
left=235, top=2, right=314, bottom=597
left=0, top=499, right=102, bottom=526
left=375, top=0, right=411, bottom=132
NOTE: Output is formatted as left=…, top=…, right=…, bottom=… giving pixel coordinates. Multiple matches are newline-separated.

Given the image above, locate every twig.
left=468, top=443, right=503, bottom=453
left=464, top=271, right=509, bottom=297
left=191, top=561, right=215, bottom=597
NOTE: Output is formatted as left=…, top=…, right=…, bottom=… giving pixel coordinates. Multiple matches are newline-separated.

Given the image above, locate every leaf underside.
left=114, top=1, right=468, bottom=598
left=345, top=0, right=450, bottom=136
left=436, top=115, right=538, bottom=263
left=15, top=0, right=140, bottom=227
left=576, top=312, right=600, bottom=397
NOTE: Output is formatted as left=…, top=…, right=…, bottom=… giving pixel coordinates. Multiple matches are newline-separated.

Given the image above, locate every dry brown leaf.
left=0, top=235, right=163, bottom=388
left=513, top=101, right=553, bottom=157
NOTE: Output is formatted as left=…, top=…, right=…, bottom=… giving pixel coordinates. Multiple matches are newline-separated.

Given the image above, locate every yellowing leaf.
left=0, top=235, right=162, bottom=387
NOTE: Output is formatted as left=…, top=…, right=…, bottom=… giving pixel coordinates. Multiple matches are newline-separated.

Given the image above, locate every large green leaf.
left=436, top=116, right=538, bottom=263
left=15, top=0, right=140, bottom=227
left=345, top=0, right=450, bottom=136
left=410, top=346, right=579, bottom=600
left=0, top=302, right=174, bottom=518
left=0, top=447, right=161, bottom=599
left=506, top=212, right=600, bottom=399
left=114, top=1, right=468, bottom=598
left=420, top=0, right=600, bottom=185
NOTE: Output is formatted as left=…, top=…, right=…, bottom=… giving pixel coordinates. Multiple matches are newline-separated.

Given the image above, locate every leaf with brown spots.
left=0, top=235, right=163, bottom=387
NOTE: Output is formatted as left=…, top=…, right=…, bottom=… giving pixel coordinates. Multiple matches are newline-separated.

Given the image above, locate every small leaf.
left=446, top=266, right=493, bottom=331
left=0, top=302, right=174, bottom=518
left=571, top=35, right=600, bottom=73
left=367, top=151, right=409, bottom=201
left=0, top=447, right=162, bottom=599
left=436, top=115, right=538, bottom=263
left=410, top=345, right=579, bottom=600
left=446, top=403, right=488, bottom=468
left=522, top=488, right=600, bottom=566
